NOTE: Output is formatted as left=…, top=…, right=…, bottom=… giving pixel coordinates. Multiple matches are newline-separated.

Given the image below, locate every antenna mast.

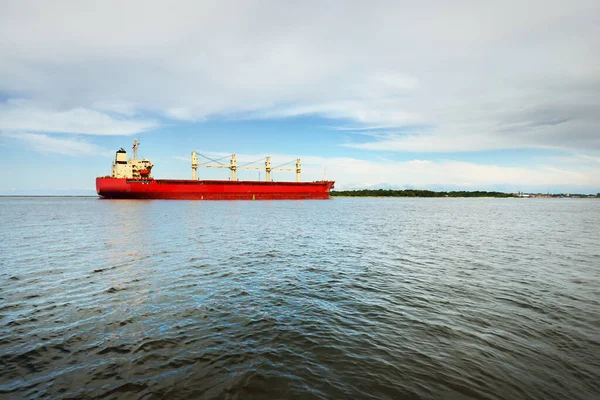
left=132, top=138, right=140, bottom=160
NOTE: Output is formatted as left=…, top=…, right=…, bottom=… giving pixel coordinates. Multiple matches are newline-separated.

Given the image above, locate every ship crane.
left=191, top=152, right=301, bottom=182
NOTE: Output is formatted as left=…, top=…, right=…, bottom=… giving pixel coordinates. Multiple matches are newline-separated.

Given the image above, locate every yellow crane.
left=191, top=152, right=301, bottom=182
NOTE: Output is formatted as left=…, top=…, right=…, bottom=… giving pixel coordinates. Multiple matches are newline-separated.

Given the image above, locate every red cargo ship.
left=96, top=140, right=334, bottom=200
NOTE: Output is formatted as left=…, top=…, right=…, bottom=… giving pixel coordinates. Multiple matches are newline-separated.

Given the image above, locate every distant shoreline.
left=331, top=189, right=600, bottom=198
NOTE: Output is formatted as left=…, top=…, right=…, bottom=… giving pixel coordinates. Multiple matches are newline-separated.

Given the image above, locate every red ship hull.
left=96, top=177, right=335, bottom=200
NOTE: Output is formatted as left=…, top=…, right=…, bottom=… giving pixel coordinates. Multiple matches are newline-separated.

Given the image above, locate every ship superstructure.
left=111, top=139, right=154, bottom=179
left=96, top=140, right=334, bottom=200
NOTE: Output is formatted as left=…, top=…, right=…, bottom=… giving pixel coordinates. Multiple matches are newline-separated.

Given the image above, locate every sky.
left=0, top=0, right=599, bottom=195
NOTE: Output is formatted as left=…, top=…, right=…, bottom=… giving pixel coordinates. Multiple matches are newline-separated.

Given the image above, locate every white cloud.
left=174, top=150, right=600, bottom=191
left=1, top=132, right=111, bottom=156
left=307, top=158, right=599, bottom=190
left=534, top=153, right=600, bottom=166
left=343, top=132, right=518, bottom=153
left=0, top=99, right=158, bottom=135
left=0, top=0, right=597, bottom=151
left=92, top=100, right=138, bottom=117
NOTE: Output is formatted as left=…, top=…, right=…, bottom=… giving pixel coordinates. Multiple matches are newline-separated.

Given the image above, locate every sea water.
left=1, top=197, right=598, bottom=399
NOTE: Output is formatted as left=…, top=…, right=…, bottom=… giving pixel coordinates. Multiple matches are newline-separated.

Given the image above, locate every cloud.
left=0, top=0, right=598, bottom=151
left=175, top=150, right=600, bottom=191
left=344, top=132, right=524, bottom=153
left=534, top=153, right=600, bottom=166
left=306, top=158, right=599, bottom=190
left=1, top=132, right=111, bottom=156
left=0, top=99, right=158, bottom=135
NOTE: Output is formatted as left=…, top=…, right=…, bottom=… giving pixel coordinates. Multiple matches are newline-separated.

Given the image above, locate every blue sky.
left=0, top=0, right=599, bottom=194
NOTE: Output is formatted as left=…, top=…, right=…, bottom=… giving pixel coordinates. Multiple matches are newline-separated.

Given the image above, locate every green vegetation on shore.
left=331, top=189, right=513, bottom=197
left=331, top=189, right=600, bottom=198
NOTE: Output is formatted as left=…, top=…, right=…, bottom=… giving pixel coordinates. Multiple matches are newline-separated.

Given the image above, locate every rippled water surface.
left=1, top=197, right=599, bottom=399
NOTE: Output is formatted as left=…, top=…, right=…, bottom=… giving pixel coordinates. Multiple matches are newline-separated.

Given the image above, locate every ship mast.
left=191, top=151, right=199, bottom=180
left=132, top=139, right=140, bottom=160
left=265, top=157, right=271, bottom=181
left=230, top=154, right=237, bottom=181
left=296, top=159, right=301, bottom=183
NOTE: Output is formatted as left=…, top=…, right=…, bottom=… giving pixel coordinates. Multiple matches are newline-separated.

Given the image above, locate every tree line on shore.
left=331, top=189, right=600, bottom=198
left=331, top=189, right=513, bottom=197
